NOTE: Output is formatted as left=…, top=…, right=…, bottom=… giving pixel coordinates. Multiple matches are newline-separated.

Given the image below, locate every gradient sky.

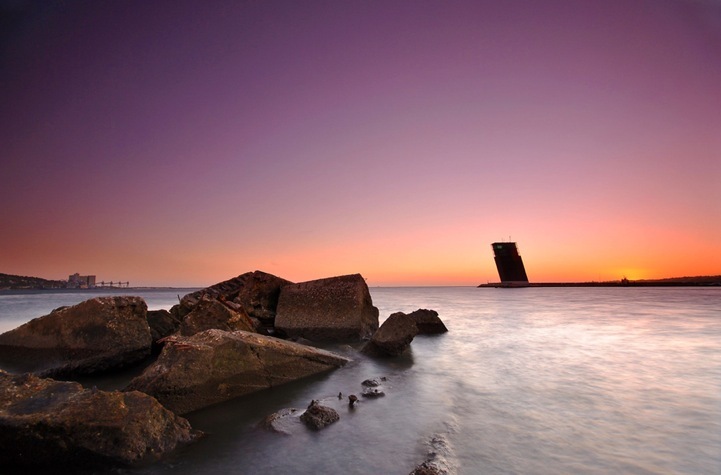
left=1, top=0, right=720, bottom=287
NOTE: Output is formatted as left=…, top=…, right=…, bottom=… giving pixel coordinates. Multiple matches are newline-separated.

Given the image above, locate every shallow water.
left=1, top=286, right=719, bottom=474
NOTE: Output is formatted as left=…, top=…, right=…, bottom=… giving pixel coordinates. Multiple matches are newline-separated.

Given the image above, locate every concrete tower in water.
left=492, top=242, right=529, bottom=287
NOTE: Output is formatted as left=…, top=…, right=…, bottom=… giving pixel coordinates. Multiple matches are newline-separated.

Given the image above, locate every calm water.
left=0, top=287, right=719, bottom=474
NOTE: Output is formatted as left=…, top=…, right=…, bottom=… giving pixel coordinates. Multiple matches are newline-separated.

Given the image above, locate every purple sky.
left=2, top=0, right=720, bottom=286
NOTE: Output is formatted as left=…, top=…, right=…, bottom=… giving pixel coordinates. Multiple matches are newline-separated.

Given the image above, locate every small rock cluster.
left=361, top=377, right=387, bottom=398
left=257, top=375, right=391, bottom=435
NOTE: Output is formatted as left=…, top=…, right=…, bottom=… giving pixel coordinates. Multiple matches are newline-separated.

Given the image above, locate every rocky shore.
left=0, top=270, right=448, bottom=472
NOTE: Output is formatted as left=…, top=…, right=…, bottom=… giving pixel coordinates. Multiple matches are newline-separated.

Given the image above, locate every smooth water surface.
left=0, top=287, right=719, bottom=474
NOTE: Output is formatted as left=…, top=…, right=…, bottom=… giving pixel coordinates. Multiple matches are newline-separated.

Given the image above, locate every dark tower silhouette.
left=492, top=242, right=529, bottom=286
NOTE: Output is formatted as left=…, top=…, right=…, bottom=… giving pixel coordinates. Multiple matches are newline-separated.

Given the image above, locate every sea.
left=0, top=286, right=719, bottom=475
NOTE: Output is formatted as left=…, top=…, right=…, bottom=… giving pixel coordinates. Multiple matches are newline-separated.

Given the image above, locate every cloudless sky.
left=1, top=0, right=720, bottom=286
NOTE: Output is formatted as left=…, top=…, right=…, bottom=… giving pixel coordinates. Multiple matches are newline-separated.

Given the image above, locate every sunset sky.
left=2, top=0, right=720, bottom=287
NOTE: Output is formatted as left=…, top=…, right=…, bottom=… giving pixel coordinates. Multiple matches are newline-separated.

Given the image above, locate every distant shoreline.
left=478, top=278, right=721, bottom=288
left=0, top=287, right=200, bottom=292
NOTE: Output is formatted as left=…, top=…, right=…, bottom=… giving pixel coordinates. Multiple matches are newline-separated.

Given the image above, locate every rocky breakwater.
left=0, top=296, right=152, bottom=377
left=0, top=271, right=389, bottom=470
left=125, top=329, right=351, bottom=415
left=0, top=370, right=197, bottom=468
left=275, top=273, right=379, bottom=341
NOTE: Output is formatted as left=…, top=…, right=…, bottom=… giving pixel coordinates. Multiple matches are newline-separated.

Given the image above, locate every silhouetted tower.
left=492, top=242, right=529, bottom=285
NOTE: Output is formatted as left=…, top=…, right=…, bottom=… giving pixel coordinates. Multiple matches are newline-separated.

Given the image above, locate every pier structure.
left=491, top=242, right=529, bottom=287
left=96, top=281, right=130, bottom=288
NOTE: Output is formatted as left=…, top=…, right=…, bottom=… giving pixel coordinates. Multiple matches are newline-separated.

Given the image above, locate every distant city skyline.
left=2, top=0, right=719, bottom=287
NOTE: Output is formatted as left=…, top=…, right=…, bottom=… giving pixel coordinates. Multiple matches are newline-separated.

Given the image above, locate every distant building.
left=492, top=242, right=529, bottom=286
left=68, top=273, right=96, bottom=289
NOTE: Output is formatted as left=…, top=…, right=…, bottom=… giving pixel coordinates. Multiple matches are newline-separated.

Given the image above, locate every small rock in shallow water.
left=348, top=394, right=358, bottom=406
left=362, top=387, right=385, bottom=398
left=362, top=378, right=380, bottom=387
left=300, top=401, right=339, bottom=430
left=409, top=461, right=445, bottom=475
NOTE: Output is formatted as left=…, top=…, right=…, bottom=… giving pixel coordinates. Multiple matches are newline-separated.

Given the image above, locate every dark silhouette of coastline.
left=478, top=275, right=721, bottom=288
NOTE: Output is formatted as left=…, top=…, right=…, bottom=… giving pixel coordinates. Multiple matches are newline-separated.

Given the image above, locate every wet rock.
left=348, top=394, right=358, bottom=406
left=410, top=461, right=445, bottom=475
left=407, top=309, right=448, bottom=334
left=180, top=297, right=256, bottom=336
left=362, top=312, right=418, bottom=357
left=177, top=271, right=292, bottom=325
left=362, top=378, right=381, bottom=387
left=412, top=429, right=457, bottom=475
left=126, top=329, right=350, bottom=414
left=0, top=296, right=152, bottom=377
left=257, top=407, right=302, bottom=435
left=0, top=370, right=197, bottom=468
left=275, top=274, right=379, bottom=341
left=147, top=309, right=182, bottom=354
left=300, top=400, right=340, bottom=430
left=362, top=387, right=385, bottom=398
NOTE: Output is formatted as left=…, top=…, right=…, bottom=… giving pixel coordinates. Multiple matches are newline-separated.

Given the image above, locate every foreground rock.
left=0, top=296, right=152, bottom=377
left=362, top=312, right=418, bottom=356
left=0, top=370, right=197, bottom=468
left=275, top=274, right=379, bottom=341
left=180, top=297, right=256, bottom=336
left=126, top=329, right=350, bottom=414
left=407, top=309, right=448, bottom=334
left=176, top=271, right=292, bottom=326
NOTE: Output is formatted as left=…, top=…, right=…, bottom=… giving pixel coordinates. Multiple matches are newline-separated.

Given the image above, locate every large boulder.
left=362, top=312, right=418, bottom=356
left=274, top=274, right=379, bottom=341
left=0, top=370, right=197, bottom=468
left=407, top=309, right=448, bottom=334
left=125, top=329, right=351, bottom=414
left=175, top=271, right=292, bottom=324
left=0, top=296, right=152, bottom=377
left=179, top=297, right=256, bottom=336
